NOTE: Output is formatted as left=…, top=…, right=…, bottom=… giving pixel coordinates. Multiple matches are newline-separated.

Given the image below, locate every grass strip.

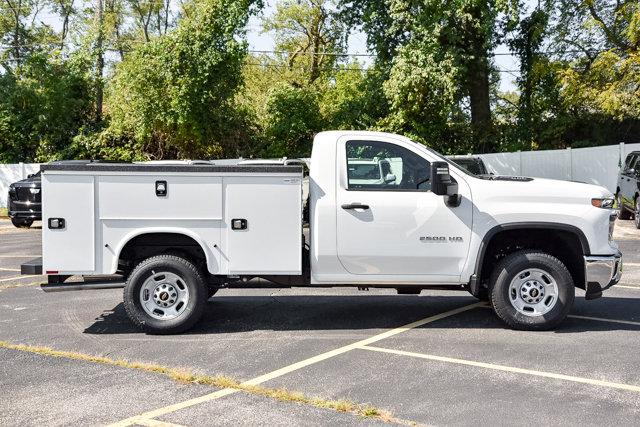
left=0, top=280, right=43, bottom=290
left=0, top=340, right=416, bottom=425
left=0, top=208, right=7, bottom=218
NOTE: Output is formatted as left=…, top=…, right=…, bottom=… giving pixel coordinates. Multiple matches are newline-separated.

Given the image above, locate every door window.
left=346, top=140, right=431, bottom=191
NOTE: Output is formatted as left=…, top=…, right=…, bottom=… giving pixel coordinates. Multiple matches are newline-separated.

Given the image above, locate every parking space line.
left=0, top=268, right=20, bottom=272
left=568, top=314, right=640, bottom=327
left=477, top=305, right=640, bottom=327
left=616, top=285, right=640, bottom=290
left=0, top=255, right=40, bottom=258
left=359, top=345, right=640, bottom=393
left=132, top=418, right=187, bottom=427
left=108, top=301, right=485, bottom=426
left=0, top=274, right=39, bottom=283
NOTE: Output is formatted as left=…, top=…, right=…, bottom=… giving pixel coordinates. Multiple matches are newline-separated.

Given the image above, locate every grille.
left=15, top=187, right=41, bottom=203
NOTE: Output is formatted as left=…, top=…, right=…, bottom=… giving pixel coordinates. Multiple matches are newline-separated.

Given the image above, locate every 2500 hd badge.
left=419, top=236, right=464, bottom=242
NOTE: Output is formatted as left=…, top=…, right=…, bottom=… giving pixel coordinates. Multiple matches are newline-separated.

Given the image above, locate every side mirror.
left=431, top=162, right=460, bottom=207
left=384, top=173, right=396, bottom=183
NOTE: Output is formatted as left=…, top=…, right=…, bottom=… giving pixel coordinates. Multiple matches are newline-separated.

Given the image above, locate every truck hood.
left=471, top=175, right=612, bottom=201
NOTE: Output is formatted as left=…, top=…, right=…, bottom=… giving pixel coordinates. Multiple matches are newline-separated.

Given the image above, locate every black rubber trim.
left=41, top=163, right=303, bottom=174
left=474, top=222, right=590, bottom=283
left=21, top=257, right=42, bottom=275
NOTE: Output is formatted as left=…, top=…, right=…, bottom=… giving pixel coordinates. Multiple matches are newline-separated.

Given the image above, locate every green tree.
left=343, top=0, right=519, bottom=153
left=106, top=0, right=258, bottom=159
left=263, top=83, right=325, bottom=157
left=263, top=0, right=346, bottom=85
left=0, top=52, right=94, bottom=162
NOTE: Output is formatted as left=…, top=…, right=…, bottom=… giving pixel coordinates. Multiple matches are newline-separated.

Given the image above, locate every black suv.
left=8, top=171, right=41, bottom=228
left=8, top=160, right=124, bottom=228
left=616, top=151, right=640, bottom=227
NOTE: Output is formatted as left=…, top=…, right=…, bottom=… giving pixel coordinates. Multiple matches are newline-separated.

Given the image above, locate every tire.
left=123, top=254, right=208, bottom=334
left=635, top=199, right=640, bottom=229
left=489, top=250, right=574, bottom=331
left=617, top=193, right=633, bottom=220
left=11, top=218, right=33, bottom=228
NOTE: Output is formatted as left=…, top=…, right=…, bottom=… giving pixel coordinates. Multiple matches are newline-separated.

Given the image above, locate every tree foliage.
left=0, top=0, right=639, bottom=163
left=105, top=0, right=257, bottom=159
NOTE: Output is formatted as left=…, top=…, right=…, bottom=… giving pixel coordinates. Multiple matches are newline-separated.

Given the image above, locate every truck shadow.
left=83, top=294, right=640, bottom=335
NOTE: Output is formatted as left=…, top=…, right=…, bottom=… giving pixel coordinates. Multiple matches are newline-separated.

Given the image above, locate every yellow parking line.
left=108, top=301, right=486, bottom=426
left=131, top=418, right=186, bottom=427
left=616, top=285, right=640, bottom=290
left=359, top=345, right=640, bottom=393
left=0, top=255, right=40, bottom=258
left=0, top=268, right=20, bottom=272
left=568, top=315, right=640, bottom=327
left=0, top=274, right=39, bottom=283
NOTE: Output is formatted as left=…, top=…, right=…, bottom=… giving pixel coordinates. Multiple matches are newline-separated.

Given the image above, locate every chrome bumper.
left=584, top=251, right=622, bottom=299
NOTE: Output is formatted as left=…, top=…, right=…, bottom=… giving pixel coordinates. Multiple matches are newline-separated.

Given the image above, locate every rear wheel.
left=489, top=250, right=574, bottom=331
left=11, top=218, right=33, bottom=228
left=123, top=254, right=207, bottom=334
left=617, top=193, right=633, bottom=220
left=635, top=199, right=640, bottom=229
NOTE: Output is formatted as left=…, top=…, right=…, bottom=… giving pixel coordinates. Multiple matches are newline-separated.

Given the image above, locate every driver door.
left=335, top=137, right=473, bottom=279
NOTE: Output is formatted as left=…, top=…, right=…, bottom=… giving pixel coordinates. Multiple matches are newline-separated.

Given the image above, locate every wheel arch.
left=474, top=223, right=589, bottom=292
left=112, top=228, right=215, bottom=274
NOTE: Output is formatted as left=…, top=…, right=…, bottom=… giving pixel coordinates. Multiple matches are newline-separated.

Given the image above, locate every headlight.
left=592, top=198, right=614, bottom=209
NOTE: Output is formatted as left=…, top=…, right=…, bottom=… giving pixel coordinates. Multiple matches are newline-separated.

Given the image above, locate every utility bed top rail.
left=41, top=163, right=303, bottom=174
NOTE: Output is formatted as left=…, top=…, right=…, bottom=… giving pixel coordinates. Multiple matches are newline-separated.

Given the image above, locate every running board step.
left=41, top=278, right=125, bottom=292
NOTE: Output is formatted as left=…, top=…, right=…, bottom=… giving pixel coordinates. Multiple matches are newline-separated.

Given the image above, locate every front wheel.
left=489, top=250, right=574, bottom=331
left=635, top=199, right=640, bottom=229
left=123, top=254, right=208, bottom=334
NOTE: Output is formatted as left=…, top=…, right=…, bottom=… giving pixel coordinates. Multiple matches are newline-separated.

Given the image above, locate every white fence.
left=0, top=163, right=40, bottom=208
left=480, top=142, right=640, bottom=193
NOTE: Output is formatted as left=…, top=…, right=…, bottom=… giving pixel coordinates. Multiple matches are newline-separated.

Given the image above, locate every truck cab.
left=28, top=131, right=622, bottom=334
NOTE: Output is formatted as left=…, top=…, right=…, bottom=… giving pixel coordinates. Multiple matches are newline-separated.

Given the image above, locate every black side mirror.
left=431, top=161, right=460, bottom=207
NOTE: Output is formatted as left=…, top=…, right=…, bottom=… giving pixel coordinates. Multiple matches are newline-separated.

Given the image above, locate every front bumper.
left=8, top=200, right=41, bottom=220
left=584, top=251, right=623, bottom=300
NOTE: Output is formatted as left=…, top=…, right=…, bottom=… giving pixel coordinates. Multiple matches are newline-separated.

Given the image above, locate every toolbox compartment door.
left=42, top=174, right=95, bottom=272
left=225, top=176, right=302, bottom=275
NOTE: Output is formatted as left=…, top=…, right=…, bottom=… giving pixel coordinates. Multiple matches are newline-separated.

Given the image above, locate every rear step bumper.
left=21, top=258, right=42, bottom=275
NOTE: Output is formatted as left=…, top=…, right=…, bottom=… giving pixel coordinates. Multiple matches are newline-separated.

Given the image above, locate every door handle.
left=341, top=203, right=370, bottom=210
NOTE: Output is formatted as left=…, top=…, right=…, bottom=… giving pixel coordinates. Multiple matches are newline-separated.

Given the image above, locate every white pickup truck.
left=23, top=131, right=622, bottom=333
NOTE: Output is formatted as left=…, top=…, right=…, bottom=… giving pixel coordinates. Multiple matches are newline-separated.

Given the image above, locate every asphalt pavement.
left=0, top=218, right=639, bottom=426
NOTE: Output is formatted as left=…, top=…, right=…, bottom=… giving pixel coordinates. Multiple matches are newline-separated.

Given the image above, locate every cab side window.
left=346, top=140, right=431, bottom=191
